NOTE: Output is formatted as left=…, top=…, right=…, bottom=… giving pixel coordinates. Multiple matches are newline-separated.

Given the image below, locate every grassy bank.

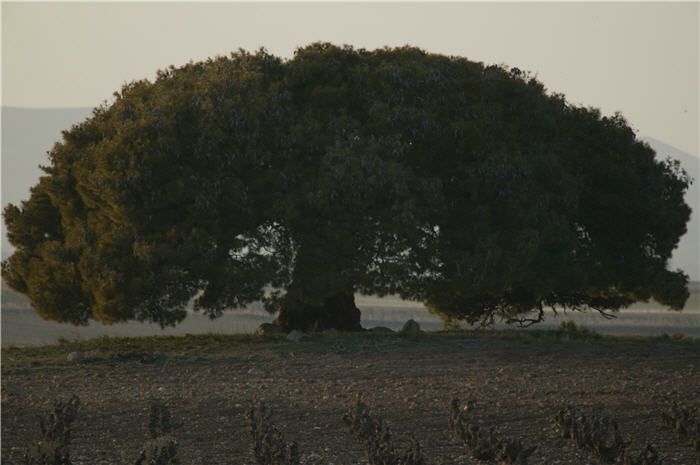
left=2, top=324, right=697, bottom=369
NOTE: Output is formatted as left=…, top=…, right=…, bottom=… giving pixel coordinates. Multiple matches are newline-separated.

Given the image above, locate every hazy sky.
left=2, top=2, right=698, bottom=155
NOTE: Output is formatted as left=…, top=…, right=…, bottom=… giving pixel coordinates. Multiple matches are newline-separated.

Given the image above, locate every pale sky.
left=2, top=2, right=699, bottom=155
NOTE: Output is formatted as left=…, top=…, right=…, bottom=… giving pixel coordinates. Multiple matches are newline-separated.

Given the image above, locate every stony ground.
left=2, top=332, right=699, bottom=465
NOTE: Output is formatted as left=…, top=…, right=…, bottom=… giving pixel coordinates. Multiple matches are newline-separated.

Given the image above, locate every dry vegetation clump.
left=449, top=398, right=536, bottom=465
left=17, top=395, right=81, bottom=465
left=660, top=401, right=700, bottom=451
left=343, top=397, right=426, bottom=465
left=617, top=445, right=664, bottom=465
left=4, top=391, right=696, bottom=464
left=249, top=401, right=300, bottom=465
left=552, top=406, right=625, bottom=461
left=553, top=406, right=663, bottom=465
left=133, top=401, right=180, bottom=465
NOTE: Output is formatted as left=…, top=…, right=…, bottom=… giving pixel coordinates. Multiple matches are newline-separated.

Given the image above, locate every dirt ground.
left=2, top=334, right=699, bottom=465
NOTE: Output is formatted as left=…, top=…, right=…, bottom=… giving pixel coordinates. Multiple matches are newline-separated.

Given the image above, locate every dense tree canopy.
left=2, top=43, right=692, bottom=331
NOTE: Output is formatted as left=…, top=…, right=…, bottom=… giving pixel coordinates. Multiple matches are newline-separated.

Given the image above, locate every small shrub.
left=249, top=401, right=300, bottom=465
left=553, top=406, right=663, bottom=464
left=133, top=401, right=180, bottom=465
left=553, top=406, right=624, bottom=462
left=344, top=397, right=426, bottom=465
left=22, top=395, right=80, bottom=465
left=450, top=398, right=536, bottom=465
left=148, top=401, right=177, bottom=439
left=618, top=445, right=663, bottom=465
left=133, top=437, right=179, bottom=465
left=660, top=401, right=700, bottom=451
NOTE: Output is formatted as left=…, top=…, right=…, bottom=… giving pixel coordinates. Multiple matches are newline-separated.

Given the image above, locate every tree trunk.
left=272, top=241, right=363, bottom=332
left=274, top=291, right=362, bottom=332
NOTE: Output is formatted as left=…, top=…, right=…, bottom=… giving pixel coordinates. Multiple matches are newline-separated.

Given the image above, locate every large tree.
left=2, top=44, right=692, bottom=331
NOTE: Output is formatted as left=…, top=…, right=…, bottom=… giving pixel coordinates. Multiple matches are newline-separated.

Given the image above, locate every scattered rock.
left=286, top=330, right=305, bottom=342
left=139, top=352, right=163, bottom=364
left=369, top=326, right=394, bottom=334
left=256, top=323, right=285, bottom=336
left=401, top=319, right=421, bottom=334
left=67, top=351, right=83, bottom=363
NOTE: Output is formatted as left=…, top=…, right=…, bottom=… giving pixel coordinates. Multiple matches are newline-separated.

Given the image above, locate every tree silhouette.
left=2, top=43, right=692, bottom=331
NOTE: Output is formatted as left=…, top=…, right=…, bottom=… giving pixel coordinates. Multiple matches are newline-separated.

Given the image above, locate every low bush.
left=450, top=397, right=536, bottom=465
left=249, top=401, right=300, bottom=465
left=344, top=398, right=425, bottom=465
left=133, top=401, right=180, bottom=465
left=20, top=394, right=80, bottom=465
left=660, top=401, right=700, bottom=451
left=553, top=406, right=663, bottom=464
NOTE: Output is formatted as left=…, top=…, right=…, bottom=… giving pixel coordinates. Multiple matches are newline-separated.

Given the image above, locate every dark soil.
left=2, top=333, right=699, bottom=464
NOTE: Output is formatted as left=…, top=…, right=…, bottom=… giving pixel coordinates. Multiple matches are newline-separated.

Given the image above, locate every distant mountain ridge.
left=2, top=107, right=698, bottom=280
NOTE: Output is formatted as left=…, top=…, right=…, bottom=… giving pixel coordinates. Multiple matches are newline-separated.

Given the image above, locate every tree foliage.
left=2, top=43, right=692, bottom=330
